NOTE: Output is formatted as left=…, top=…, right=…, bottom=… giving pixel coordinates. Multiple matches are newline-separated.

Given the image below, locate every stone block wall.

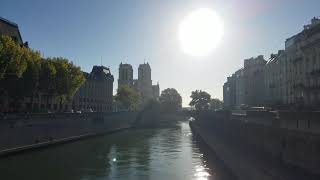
left=0, top=112, right=137, bottom=154
left=195, top=111, right=320, bottom=174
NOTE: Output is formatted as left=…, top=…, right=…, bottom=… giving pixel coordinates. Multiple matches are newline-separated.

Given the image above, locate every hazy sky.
left=1, top=0, right=320, bottom=106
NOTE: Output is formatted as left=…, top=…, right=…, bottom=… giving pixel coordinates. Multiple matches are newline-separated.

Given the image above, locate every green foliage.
left=0, top=36, right=41, bottom=103
left=0, top=35, right=27, bottom=79
left=38, top=57, right=85, bottom=107
left=0, top=35, right=86, bottom=111
left=210, top=98, right=223, bottom=110
left=189, top=90, right=211, bottom=111
left=50, top=57, right=85, bottom=104
left=115, top=85, right=140, bottom=111
left=159, top=88, right=182, bottom=112
left=19, top=49, right=42, bottom=98
left=39, top=59, right=57, bottom=102
left=66, top=61, right=86, bottom=99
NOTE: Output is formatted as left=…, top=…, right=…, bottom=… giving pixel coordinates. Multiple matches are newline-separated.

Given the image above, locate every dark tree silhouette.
left=115, top=85, right=140, bottom=111
left=159, top=88, right=182, bottom=112
left=189, top=90, right=211, bottom=111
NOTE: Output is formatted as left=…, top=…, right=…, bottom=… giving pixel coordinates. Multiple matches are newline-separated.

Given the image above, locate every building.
left=118, top=63, right=133, bottom=87
left=223, top=75, right=236, bottom=108
left=224, top=17, right=320, bottom=109
left=223, top=55, right=266, bottom=108
left=0, top=17, right=115, bottom=112
left=243, top=55, right=267, bottom=106
left=32, top=66, right=114, bottom=112
left=152, top=83, right=160, bottom=100
left=223, top=68, right=245, bottom=108
left=136, top=63, right=153, bottom=101
left=284, top=17, right=320, bottom=108
left=0, top=16, right=23, bottom=44
left=118, top=62, right=160, bottom=106
left=264, top=17, right=320, bottom=108
left=264, top=50, right=288, bottom=106
left=235, top=69, right=245, bottom=106
left=72, top=66, right=114, bottom=112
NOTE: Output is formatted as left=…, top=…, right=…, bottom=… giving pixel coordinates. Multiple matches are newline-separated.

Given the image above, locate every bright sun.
left=179, top=8, right=224, bottom=57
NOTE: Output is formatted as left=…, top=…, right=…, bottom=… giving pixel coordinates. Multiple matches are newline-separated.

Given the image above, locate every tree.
left=49, top=57, right=85, bottom=110
left=159, top=88, right=182, bottom=112
left=52, top=58, right=70, bottom=109
left=115, top=85, right=140, bottom=111
left=189, top=90, right=211, bottom=111
left=0, top=35, right=27, bottom=80
left=65, top=61, right=86, bottom=100
left=0, top=35, right=85, bottom=112
left=39, top=59, right=57, bottom=108
left=0, top=36, right=39, bottom=111
left=18, top=48, right=42, bottom=110
left=210, top=98, right=223, bottom=110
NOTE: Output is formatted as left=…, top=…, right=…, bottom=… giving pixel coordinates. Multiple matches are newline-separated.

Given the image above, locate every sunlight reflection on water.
left=194, top=165, right=211, bottom=180
left=0, top=121, right=235, bottom=180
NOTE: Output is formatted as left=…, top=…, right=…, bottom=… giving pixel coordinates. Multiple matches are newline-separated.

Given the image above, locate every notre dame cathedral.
left=118, top=62, right=160, bottom=105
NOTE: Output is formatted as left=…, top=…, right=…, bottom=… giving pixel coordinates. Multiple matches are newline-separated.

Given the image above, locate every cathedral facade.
left=118, top=62, right=160, bottom=104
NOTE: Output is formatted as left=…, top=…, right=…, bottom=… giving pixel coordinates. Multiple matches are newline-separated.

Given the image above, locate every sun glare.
left=179, top=8, right=224, bottom=57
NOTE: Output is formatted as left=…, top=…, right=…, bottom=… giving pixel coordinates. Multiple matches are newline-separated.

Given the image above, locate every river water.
left=0, top=120, right=235, bottom=180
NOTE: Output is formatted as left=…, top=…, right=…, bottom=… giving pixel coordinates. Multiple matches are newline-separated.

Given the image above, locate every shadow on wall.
left=193, top=110, right=320, bottom=175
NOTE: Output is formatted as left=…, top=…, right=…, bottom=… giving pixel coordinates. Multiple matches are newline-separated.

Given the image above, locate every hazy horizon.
left=1, top=0, right=320, bottom=106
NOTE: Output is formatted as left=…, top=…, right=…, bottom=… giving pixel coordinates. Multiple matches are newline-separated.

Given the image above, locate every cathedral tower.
left=118, top=63, right=133, bottom=87
left=137, top=63, right=153, bottom=100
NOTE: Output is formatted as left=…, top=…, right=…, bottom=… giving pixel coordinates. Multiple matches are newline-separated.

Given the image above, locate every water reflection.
left=0, top=120, right=235, bottom=180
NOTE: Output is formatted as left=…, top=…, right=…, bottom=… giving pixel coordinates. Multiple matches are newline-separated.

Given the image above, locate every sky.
left=1, top=0, right=320, bottom=106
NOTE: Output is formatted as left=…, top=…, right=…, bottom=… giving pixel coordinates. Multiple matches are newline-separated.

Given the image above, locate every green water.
left=0, top=120, right=235, bottom=180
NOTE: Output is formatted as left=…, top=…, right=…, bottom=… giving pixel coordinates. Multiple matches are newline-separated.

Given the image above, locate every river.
left=0, top=119, right=235, bottom=180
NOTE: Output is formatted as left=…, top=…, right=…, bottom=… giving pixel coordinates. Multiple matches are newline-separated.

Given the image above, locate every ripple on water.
left=0, top=121, right=234, bottom=180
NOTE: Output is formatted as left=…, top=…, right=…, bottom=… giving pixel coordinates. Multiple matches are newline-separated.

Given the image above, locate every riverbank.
left=0, top=112, right=137, bottom=157
left=189, top=113, right=320, bottom=180
left=0, top=111, right=189, bottom=157
left=0, top=120, right=235, bottom=180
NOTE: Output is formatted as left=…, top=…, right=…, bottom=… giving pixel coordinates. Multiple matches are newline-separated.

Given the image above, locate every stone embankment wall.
left=0, top=112, right=137, bottom=156
left=276, top=111, right=320, bottom=133
left=192, top=111, right=320, bottom=176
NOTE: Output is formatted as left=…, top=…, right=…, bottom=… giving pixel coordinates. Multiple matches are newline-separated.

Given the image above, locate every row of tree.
left=114, top=85, right=222, bottom=112
left=115, top=85, right=182, bottom=112
left=0, top=35, right=86, bottom=112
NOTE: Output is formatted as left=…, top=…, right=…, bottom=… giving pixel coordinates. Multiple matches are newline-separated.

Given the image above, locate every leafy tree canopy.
left=39, top=59, right=57, bottom=99
left=44, top=57, right=85, bottom=105
left=189, top=90, right=211, bottom=111
left=210, top=98, right=223, bottom=110
left=115, top=85, right=140, bottom=111
left=159, top=88, right=182, bottom=112
left=0, top=35, right=28, bottom=79
left=0, top=35, right=86, bottom=111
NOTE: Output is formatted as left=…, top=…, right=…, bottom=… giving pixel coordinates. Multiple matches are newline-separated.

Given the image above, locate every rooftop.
left=89, top=66, right=113, bottom=81
left=119, top=63, right=133, bottom=68
left=139, top=62, right=151, bottom=68
left=0, top=16, right=19, bottom=28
